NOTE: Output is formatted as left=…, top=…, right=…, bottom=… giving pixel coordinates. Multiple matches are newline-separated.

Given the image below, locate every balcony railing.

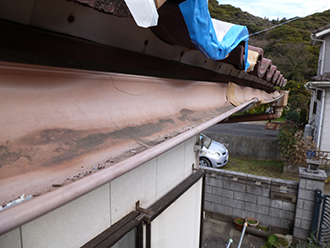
left=307, top=150, right=330, bottom=166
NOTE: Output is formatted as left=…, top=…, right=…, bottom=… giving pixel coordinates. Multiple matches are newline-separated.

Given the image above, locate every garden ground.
left=203, top=217, right=266, bottom=248
left=202, top=158, right=330, bottom=248
left=222, top=157, right=330, bottom=194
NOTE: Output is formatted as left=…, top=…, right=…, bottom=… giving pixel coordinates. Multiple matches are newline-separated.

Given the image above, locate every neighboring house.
left=306, top=25, right=330, bottom=151
left=0, top=0, right=288, bottom=247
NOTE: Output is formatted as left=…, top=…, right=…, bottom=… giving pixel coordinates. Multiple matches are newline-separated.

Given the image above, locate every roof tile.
left=313, top=71, right=330, bottom=81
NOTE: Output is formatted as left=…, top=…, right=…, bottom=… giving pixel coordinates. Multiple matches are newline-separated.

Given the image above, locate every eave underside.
left=0, top=19, right=277, bottom=92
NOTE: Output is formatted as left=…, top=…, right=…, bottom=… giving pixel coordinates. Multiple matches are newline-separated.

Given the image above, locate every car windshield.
left=200, top=133, right=212, bottom=149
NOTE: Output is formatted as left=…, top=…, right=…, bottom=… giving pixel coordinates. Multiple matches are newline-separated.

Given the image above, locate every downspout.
left=0, top=98, right=258, bottom=236
left=305, top=82, right=326, bottom=149
left=220, top=90, right=288, bottom=124
left=220, top=106, right=283, bottom=123
left=310, top=34, right=326, bottom=75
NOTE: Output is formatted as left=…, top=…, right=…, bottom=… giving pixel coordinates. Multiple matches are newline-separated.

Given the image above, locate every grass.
left=221, top=157, right=330, bottom=192
left=222, top=157, right=300, bottom=182
left=273, top=116, right=286, bottom=122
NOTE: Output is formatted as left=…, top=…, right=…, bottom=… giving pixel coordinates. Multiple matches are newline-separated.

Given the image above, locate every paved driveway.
left=205, top=122, right=279, bottom=139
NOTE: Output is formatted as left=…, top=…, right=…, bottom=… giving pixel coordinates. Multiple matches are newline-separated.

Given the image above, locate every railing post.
left=311, top=189, right=323, bottom=239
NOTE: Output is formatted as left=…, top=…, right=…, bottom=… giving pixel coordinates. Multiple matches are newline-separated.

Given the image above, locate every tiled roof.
left=73, top=0, right=287, bottom=92
left=312, top=24, right=330, bottom=35
left=152, top=3, right=286, bottom=90
left=248, top=45, right=286, bottom=88
left=312, top=71, right=330, bottom=81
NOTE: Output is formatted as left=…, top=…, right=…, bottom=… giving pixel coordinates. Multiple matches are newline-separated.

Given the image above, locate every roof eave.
left=306, top=81, right=330, bottom=88
left=315, top=28, right=330, bottom=38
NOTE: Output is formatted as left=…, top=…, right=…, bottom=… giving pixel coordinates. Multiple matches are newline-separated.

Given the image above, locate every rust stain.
left=110, top=119, right=175, bottom=139
left=0, top=145, right=20, bottom=168
left=177, top=109, right=194, bottom=122
left=0, top=118, right=178, bottom=173
left=20, top=129, right=82, bottom=146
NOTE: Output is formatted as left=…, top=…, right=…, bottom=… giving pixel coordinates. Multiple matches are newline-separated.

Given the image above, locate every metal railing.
left=307, top=150, right=330, bottom=166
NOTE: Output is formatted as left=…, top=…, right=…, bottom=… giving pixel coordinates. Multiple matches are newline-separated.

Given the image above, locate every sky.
left=217, top=0, right=330, bottom=21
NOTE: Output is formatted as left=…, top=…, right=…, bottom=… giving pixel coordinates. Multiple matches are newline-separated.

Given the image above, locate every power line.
left=249, top=16, right=300, bottom=36
left=248, top=4, right=330, bottom=37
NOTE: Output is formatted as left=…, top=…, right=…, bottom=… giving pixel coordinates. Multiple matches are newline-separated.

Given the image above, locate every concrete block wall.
left=204, top=167, right=298, bottom=232
left=293, top=167, right=327, bottom=240
left=204, top=130, right=281, bottom=161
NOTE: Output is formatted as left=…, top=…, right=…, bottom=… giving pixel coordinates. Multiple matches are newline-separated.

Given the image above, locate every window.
left=111, top=228, right=137, bottom=248
left=313, top=101, right=317, bottom=114
left=317, top=90, right=322, bottom=100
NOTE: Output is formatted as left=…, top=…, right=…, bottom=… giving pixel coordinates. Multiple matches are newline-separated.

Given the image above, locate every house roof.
left=71, top=0, right=287, bottom=92
left=312, top=24, right=330, bottom=37
left=312, top=71, right=330, bottom=82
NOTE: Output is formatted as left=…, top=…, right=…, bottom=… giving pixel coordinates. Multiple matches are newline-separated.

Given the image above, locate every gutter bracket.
left=194, top=145, right=202, bottom=152
left=135, top=200, right=153, bottom=224
left=226, top=82, right=241, bottom=107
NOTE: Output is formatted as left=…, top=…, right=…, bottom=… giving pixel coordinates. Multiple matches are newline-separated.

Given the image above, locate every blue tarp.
left=179, top=0, right=250, bottom=71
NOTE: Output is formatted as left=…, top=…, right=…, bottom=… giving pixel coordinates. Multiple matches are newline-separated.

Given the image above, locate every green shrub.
left=278, top=120, right=299, bottom=161
left=278, top=121, right=317, bottom=164
left=286, top=109, right=300, bottom=125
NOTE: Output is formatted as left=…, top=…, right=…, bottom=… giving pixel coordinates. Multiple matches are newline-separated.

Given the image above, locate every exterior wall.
left=317, top=34, right=330, bottom=75
left=204, top=167, right=298, bottom=232
left=322, top=35, right=330, bottom=74
left=151, top=179, right=202, bottom=248
left=0, top=137, right=198, bottom=248
left=320, top=89, right=330, bottom=151
left=313, top=32, right=330, bottom=150
left=311, top=89, right=330, bottom=151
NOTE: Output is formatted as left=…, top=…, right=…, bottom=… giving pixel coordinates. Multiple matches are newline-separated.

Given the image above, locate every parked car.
left=199, top=133, right=229, bottom=168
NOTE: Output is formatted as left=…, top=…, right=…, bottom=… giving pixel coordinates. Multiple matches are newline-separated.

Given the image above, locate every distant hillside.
left=208, top=0, right=330, bottom=82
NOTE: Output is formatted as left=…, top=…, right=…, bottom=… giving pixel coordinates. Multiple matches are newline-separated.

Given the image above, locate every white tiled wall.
left=21, top=184, right=110, bottom=248
left=110, top=159, right=157, bottom=224
left=0, top=137, right=197, bottom=248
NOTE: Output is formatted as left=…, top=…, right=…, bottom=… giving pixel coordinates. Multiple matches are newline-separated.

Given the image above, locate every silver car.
left=199, top=133, right=229, bottom=168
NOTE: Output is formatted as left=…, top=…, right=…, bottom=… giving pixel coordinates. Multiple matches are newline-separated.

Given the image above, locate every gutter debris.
left=0, top=194, right=32, bottom=211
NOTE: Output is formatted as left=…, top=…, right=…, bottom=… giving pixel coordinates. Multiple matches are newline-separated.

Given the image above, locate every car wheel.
left=199, top=157, right=211, bottom=167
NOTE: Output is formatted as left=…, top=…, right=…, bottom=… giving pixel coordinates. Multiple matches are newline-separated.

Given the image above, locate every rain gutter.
left=220, top=91, right=288, bottom=124
left=0, top=98, right=258, bottom=235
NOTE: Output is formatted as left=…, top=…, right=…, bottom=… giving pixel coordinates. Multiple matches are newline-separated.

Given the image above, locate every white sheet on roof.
left=124, top=0, right=158, bottom=28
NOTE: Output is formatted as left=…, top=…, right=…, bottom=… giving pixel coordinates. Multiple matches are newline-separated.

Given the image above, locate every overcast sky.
left=218, top=0, right=330, bottom=20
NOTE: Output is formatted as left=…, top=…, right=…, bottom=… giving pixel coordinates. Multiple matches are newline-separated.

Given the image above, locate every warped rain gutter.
left=0, top=98, right=258, bottom=235
left=222, top=85, right=287, bottom=124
